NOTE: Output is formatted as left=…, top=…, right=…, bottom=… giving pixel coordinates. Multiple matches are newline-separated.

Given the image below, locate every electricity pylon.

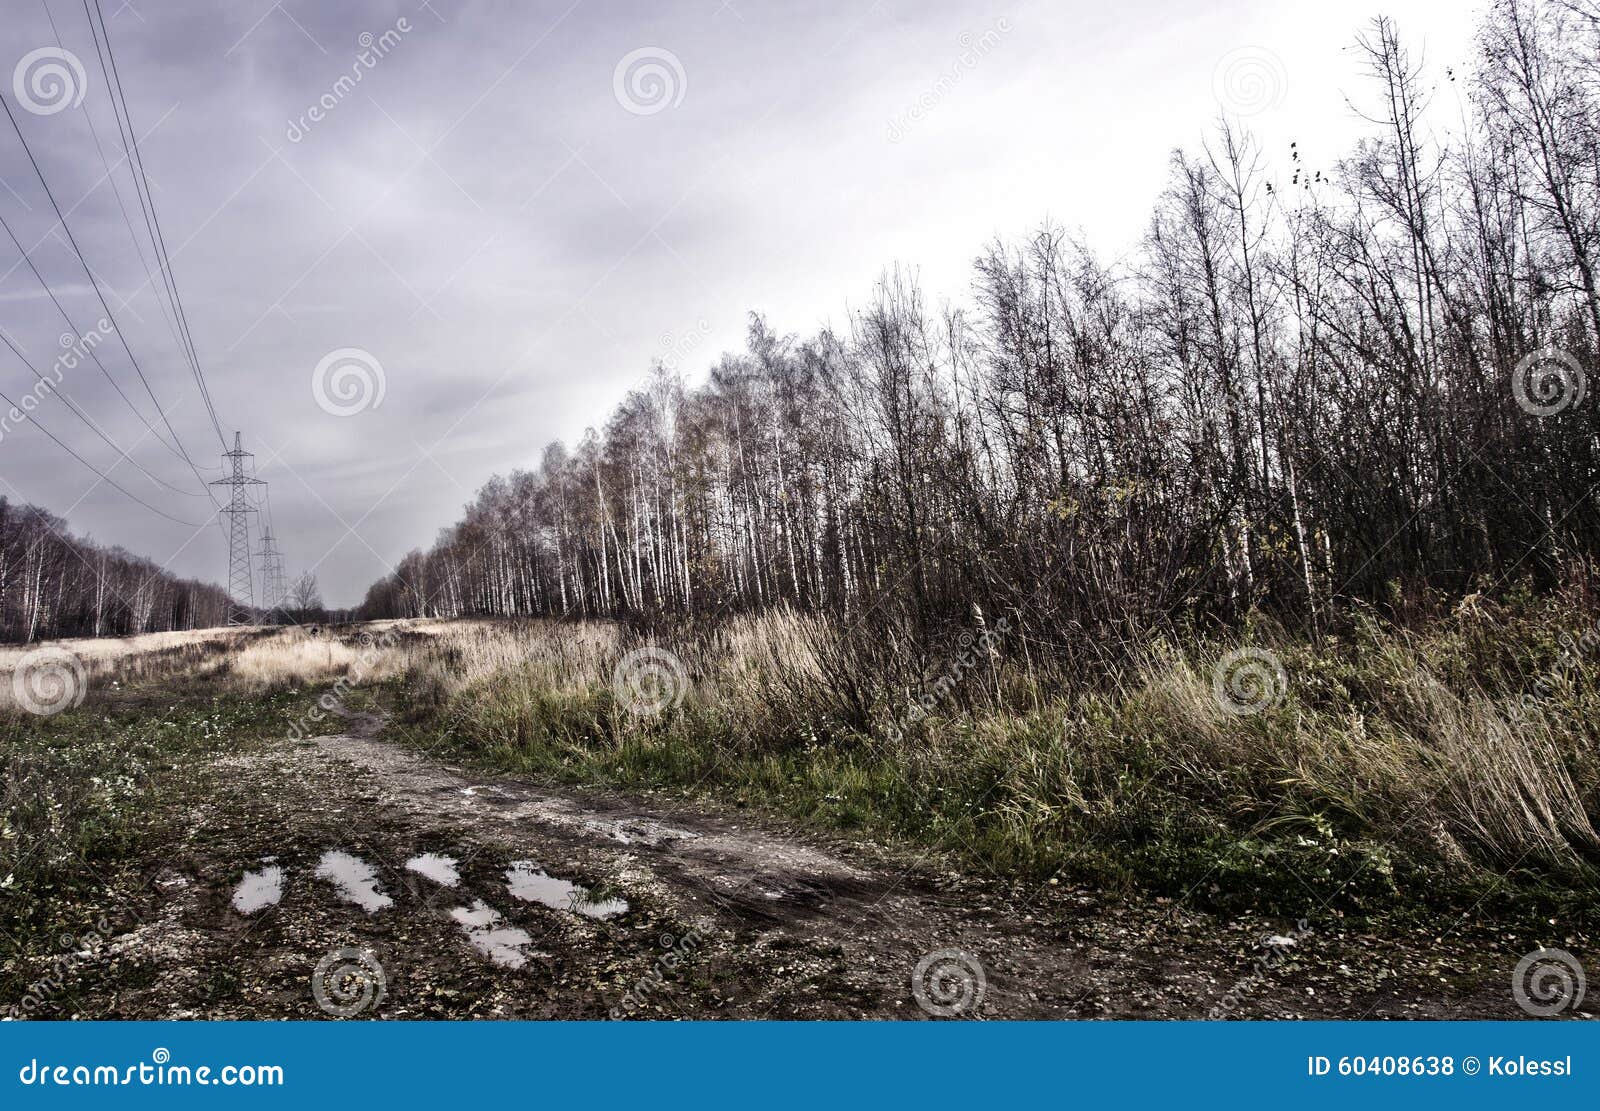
left=211, top=432, right=265, bottom=625
left=256, top=528, right=288, bottom=619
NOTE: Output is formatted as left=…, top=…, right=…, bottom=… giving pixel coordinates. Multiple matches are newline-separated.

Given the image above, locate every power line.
left=79, top=0, right=214, bottom=438
left=5, top=3, right=275, bottom=605
left=0, top=383, right=207, bottom=527
left=0, top=203, right=190, bottom=466
left=0, top=87, right=220, bottom=507
left=86, top=0, right=227, bottom=448
left=0, top=323, right=205, bottom=499
left=38, top=0, right=197, bottom=402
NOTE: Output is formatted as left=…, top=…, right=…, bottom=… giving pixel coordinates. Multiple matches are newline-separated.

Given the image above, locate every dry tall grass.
left=0, top=626, right=251, bottom=711
left=7, top=598, right=1596, bottom=900
left=374, top=603, right=1600, bottom=894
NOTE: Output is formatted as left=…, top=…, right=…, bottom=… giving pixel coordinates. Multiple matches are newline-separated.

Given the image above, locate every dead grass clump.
left=230, top=631, right=366, bottom=689
left=1128, top=635, right=1600, bottom=873
left=0, top=626, right=250, bottom=712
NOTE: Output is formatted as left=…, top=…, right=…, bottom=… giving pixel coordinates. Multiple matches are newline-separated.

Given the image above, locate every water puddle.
left=450, top=900, right=533, bottom=969
left=405, top=852, right=460, bottom=887
left=315, top=850, right=393, bottom=912
left=505, top=860, right=628, bottom=919
left=231, top=864, right=284, bottom=914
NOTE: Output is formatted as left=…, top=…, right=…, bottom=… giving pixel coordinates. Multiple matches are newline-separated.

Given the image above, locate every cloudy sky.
left=0, top=0, right=1478, bottom=606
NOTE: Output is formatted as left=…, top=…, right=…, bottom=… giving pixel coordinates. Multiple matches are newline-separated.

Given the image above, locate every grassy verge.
left=0, top=683, right=329, bottom=1001
left=390, top=598, right=1600, bottom=920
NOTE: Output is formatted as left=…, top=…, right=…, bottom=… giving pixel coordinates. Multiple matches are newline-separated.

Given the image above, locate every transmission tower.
left=256, top=528, right=288, bottom=618
left=210, top=432, right=264, bottom=624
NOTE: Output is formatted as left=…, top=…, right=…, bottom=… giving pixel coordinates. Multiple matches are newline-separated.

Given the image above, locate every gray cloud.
left=0, top=0, right=1474, bottom=605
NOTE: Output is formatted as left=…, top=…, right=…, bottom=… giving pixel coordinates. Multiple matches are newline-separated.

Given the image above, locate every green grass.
left=0, top=685, right=324, bottom=990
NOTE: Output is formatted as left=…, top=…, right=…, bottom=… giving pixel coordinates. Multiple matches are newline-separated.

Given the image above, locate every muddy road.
left=38, top=710, right=1550, bottom=1020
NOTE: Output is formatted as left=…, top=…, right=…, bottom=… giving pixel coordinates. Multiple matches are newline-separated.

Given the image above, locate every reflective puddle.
left=315, top=850, right=393, bottom=912
left=450, top=900, right=533, bottom=968
left=405, top=852, right=460, bottom=887
left=231, top=864, right=283, bottom=913
left=505, top=860, right=628, bottom=919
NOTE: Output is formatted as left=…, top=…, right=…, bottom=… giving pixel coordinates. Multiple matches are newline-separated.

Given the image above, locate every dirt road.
left=51, top=710, right=1548, bottom=1020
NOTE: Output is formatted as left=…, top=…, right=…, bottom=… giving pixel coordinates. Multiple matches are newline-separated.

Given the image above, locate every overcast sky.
left=0, top=0, right=1479, bottom=607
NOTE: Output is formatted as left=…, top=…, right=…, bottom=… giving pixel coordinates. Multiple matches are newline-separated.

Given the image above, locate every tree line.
left=360, top=2, right=1599, bottom=658
left=0, top=498, right=230, bottom=642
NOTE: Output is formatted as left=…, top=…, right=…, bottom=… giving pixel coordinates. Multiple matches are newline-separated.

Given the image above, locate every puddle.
left=231, top=864, right=284, bottom=914
left=450, top=900, right=533, bottom=968
left=315, top=850, right=393, bottom=912
left=505, top=860, right=628, bottom=919
left=405, top=852, right=460, bottom=887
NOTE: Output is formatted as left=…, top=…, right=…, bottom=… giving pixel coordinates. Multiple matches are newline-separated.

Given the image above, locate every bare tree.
left=354, top=0, right=1600, bottom=678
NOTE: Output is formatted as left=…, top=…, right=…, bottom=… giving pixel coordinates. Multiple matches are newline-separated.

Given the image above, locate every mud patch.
left=583, top=817, right=699, bottom=847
